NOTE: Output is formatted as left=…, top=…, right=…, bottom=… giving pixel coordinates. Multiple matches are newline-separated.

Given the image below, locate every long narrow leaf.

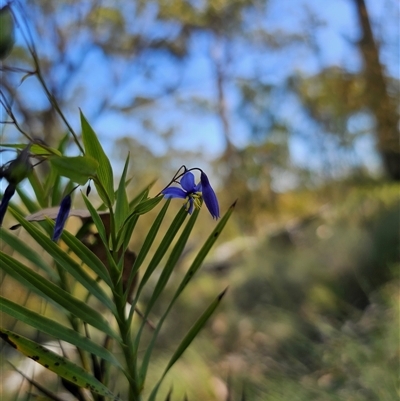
left=173, top=201, right=236, bottom=301
left=0, top=297, right=121, bottom=368
left=8, top=362, right=66, bottom=401
left=43, top=165, right=60, bottom=205
left=81, top=194, right=108, bottom=246
left=145, top=207, right=199, bottom=319
left=138, top=202, right=235, bottom=387
left=137, top=208, right=200, bottom=380
left=0, top=252, right=120, bottom=341
left=115, top=196, right=164, bottom=252
left=128, top=183, right=153, bottom=211
left=81, top=111, right=114, bottom=206
left=28, top=169, right=47, bottom=208
left=0, top=227, right=56, bottom=280
left=81, top=194, right=120, bottom=280
left=1, top=143, right=61, bottom=157
left=117, top=212, right=139, bottom=251
left=15, top=187, right=39, bottom=214
left=0, top=328, right=121, bottom=400
left=60, top=228, right=113, bottom=288
left=131, top=196, right=163, bottom=215
left=10, top=208, right=116, bottom=314
left=44, top=133, right=70, bottom=204
left=49, top=155, right=99, bottom=185
left=115, top=155, right=129, bottom=231
left=147, top=289, right=227, bottom=401
left=124, top=200, right=170, bottom=308
left=136, top=206, right=187, bottom=297
left=165, top=288, right=227, bottom=372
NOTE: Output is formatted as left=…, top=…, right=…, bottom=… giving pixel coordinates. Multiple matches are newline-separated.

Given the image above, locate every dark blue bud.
left=200, top=171, right=220, bottom=219
left=0, top=184, right=16, bottom=226
left=52, top=194, right=72, bottom=241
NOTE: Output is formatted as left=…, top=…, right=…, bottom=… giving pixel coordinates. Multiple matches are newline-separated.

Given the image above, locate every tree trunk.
left=354, top=0, right=399, bottom=180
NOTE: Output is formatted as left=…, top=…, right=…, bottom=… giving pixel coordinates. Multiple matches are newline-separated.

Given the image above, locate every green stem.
left=114, top=290, right=139, bottom=400
left=34, top=62, right=85, bottom=154
left=107, top=207, right=139, bottom=400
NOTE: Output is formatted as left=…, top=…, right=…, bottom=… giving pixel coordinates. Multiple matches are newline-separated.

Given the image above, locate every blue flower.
left=162, top=171, right=202, bottom=215
left=200, top=171, right=220, bottom=219
left=162, top=170, right=220, bottom=219
left=0, top=184, right=16, bottom=226
left=52, top=194, right=72, bottom=241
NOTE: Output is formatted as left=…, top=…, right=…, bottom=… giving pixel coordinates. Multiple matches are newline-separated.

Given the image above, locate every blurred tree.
left=1, top=0, right=188, bottom=146
left=1, top=0, right=398, bottom=222
left=353, top=0, right=399, bottom=180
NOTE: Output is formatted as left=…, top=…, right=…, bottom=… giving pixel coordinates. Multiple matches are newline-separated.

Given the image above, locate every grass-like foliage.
left=0, top=114, right=234, bottom=400
left=0, top=4, right=233, bottom=399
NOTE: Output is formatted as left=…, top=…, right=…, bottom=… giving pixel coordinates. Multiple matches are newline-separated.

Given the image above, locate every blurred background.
left=0, top=0, right=399, bottom=400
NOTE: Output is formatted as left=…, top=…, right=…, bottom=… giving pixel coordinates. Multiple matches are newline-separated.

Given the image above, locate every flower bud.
left=52, top=194, right=72, bottom=242
left=0, top=5, right=15, bottom=60
left=200, top=171, right=220, bottom=219
left=3, top=145, right=32, bottom=185
left=0, top=184, right=16, bottom=226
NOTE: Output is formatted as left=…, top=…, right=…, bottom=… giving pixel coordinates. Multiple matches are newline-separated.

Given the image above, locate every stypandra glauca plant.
left=0, top=4, right=235, bottom=400
left=0, top=116, right=235, bottom=400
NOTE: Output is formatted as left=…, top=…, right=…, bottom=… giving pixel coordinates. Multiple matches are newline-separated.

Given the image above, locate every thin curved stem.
left=13, top=2, right=85, bottom=154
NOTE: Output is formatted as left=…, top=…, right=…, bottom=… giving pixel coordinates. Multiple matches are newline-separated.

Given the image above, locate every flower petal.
left=162, top=187, right=187, bottom=199
left=52, top=194, right=72, bottom=242
left=200, top=172, right=220, bottom=219
left=180, top=172, right=196, bottom=192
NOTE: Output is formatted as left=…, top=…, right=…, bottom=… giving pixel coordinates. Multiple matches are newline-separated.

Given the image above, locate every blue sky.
left=1, top=0, right=398, bottom=186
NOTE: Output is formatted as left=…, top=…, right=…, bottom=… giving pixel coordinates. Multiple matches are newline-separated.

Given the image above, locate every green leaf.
left=81, top=194, right=108, bottom=245
left=115, top=196, right=163, bottom=252
left=138, top=202, right=235, bottom=388
left=165, top=288, right=227, bottom=372
left=0, top=328, right=121, bottom=400
left=15, top=187, right=39, bottom=214
left=0, top=297, right=121, bottom=368
left=0, top=252, right=121, bottom=341
left=145, top=207, right=199, bottom=317
left=132, top=206, right=188, bottom=361
left=117, top=213, right=139, bottom=252
left=128, top=183, right=152, bottom=211
left=131, top=195, right=163, bottom=215
left=81, top=194, right=119, bottom=279
left=28, top=168, right=47, bottom=208
left=173, top=201, right=236, bottom=300
left=49, top=155, right=99, bottom=185
left=1, top=143, right=61, bottom=157
left=134, top=205, right=187, bottom=304
left=46, top=134, right=70, bottom=205
left=0, top=227, right=56, bottom=280
left=60, top=228, right=113, bottom=288
left=137, top=209, right=199, bottom=380
left=10, top=207, right=116, bottom=314
left=115, top=154, right=130, bottom=231
left=147, top=289, right=227, bottom=401
left=123, top=200, right=170, bottom=307
left=43, top=165, right=60, bottom=205
left=117, top=184, right=158, bottom=250
left=80, top=111, right=114, bottom=206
